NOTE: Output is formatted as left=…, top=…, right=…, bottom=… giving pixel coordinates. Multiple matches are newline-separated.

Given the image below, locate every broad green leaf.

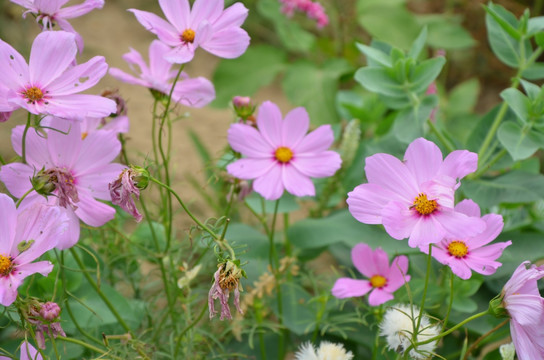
left=500, top=88, right=530, bottom=122
left=447, top=78, right=480, bottom=116
left=411, top=57, right=446, bottom=93
left=520, top=79, right=541, bottom=99
left=408, top=27, right=427, bottom=59
left=274, top=283, right=317, bottom=335
left=355, top=43, right=392, bottom=67
left=484, top=4, right=522, bottom=40
left=497, top=121, right=542, bottom=160
left=528, top=16, right=544, bottom=36
left=211, top=45, right=286, bottom=107
left=354, top=67, right=405, bottom=97
left=420, top=14, right=476, bottom=50
left=451, top=278, right=482, bottom=313
left=522, top=63, right=544, bottom=80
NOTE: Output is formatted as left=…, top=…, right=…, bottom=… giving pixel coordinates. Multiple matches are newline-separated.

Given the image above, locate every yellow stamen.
left=447, top=241, right=468, bottom=258
left=412, top=193, right=438, bottom=215
left=275, top=147, right=293, bottom=163
left=23, top=87, right=44, bottom=103
left=0, top=255, right=13, bottom=276
left=81, top=132, right=88, bottom=140
left=370, top=274, right=387, bottom=288
left=181, top=29, right=195, bottom=43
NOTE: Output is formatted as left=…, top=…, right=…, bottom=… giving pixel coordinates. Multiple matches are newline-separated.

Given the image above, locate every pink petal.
left=0, top=194, right=17, bottom=254
left=365, top=153, right=419, bottom=203
left=55, top=208, right=80, bottom=250
left=227, top=123, right=272, bottom=157
left=454, top=199, right=481, bottom=217
left=0, top=163, right=34, bottom=198
left=368, top=288, right=394, bottom=306
left=11, top=125, right=53, bottom=168
left=464, top=255, right=503, bottom=276
left=403, top=137, right=443, bottom=184
left=466, top=214, right=504, bottom=248
left=159, top=0, right=190, bottom=31
left=14, top=260, right=53, bottom=278
left=149, top=40, right=174, bottom=81
left=73, top=130, right=121, bottom=175
left=109, top=68, right=149, bottom=87
left=506, top=294, right=544, bottom=326
left=469, top=240, right=511, bottom=262
left=291, top=151, right=342, bottom=178
left=256, top=101, right=283, bottom=148
left=213, top=3, right=249, bottom=31
left=331, top=278, right=372, bottom=298
left=347, top=183, right=403, bottom=224
left=381, top=201, right=420, bottom=242
left=421, top=176, right=455, bottom=209
left=55, top=18, right=85, bottom=53
left=372, top=247, right=390, bottom=276
left=45, top=94, right=117, bottom=120
left=46, top=56, right=109, bottom=95
left=227, top=158, right=276, bottom=180
left=128, top=9, right=181, bottom=46
left=164, top=44, right=196, bottom=64
left=172, top=76, right=215, bottom=108
left=47, top=118, right=82, bottom=169
left=252, top=164, right=284, bottom=200
left=29, top=31, right=77, bottom=87
left=201, top=27, right=250, bottom=59
left=56, top=0, right=104, bottom=19
left=122, top=47, right=150, bottom=76
left=446, top=258, right=473, bottom=280
left=74, top=190, right=115, bottom=227
left=294, top=125, right=335, bottom=154
left=385, top=255, right=410, bottom=292
left=33, top=0, right=66, bottom=13
left=350, top=243, right=376, bottom=277
left=20, top=341, right=42, bottom=360
left=434, top=210, right=486, bottom=242
left=438, top=149, right=478, bottom=180
left=0, top=275, right=21, bottom=306
left=282, top=164, right=315, bottom=197
left=282, top=107, right=309, bottom=148
left=407, top=216, right=446, bottom=248
left=0, top=38, right=29, bottom=89
left=511, top=321, right=544, bottom=360
left=77, top=163, right=125, bottom=201
left=190, top=0, right=224, bottom=26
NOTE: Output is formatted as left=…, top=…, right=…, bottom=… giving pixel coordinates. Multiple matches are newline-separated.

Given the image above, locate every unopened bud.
left=232, top=96, right=256, bottom=120
left=39, top=302, right=61, bottom=321
left=130, top=165, right=150, bottom=190
left=30, top=168, right=57, bottom=196
left=339, top=119, right=361, bottom=169
left=488, top=293, right=508, bottom=319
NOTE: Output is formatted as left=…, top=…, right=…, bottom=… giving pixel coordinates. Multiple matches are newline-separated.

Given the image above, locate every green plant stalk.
left=174, top=302, right=207, bottom=357
left=56, top=336, right=121, bottom=359
left=151, top=99, right=167, bottom=208
left=414, top=244, right=433, bottom=340
left=462, top=319, right=508, bottom=360
left=427, top=118, right=455, bottom=153
left=21, top=112, right=32, bottom=164
left=49, top=326, right=60, bottom=360
left=472, top=148, right=507, bottom=179
left=15, top=188, right=34, bottom=208
left=442, top=269, right=454, bottom=329
left=69, top=248, right=134, bottom=337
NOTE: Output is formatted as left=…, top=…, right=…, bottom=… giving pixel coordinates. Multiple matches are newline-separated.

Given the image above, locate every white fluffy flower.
left=295, top=341, right=353, bottom=360
left=379, top=304, right=441, bottom=360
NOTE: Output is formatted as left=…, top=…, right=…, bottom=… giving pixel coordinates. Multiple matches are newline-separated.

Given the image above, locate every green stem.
left=462, top=319, right=508, bottom=360
left=415, top=244, right=433, bottom=338
left=56, top=336, right=121, bottom=359
left=174, top=302, right=207, bottom=357
left=69, top=248, right=134, bottom=337
left=49, top=327, right=60, bottom=360
left=15, top=188, right=34, bottom=208
left=427, top=119, right=455, bottom=153
left=21, top=112, right=32, bottom=164
left=442, top=269, right=454, bottom=329
left=472, top=149, right=507, bottom=179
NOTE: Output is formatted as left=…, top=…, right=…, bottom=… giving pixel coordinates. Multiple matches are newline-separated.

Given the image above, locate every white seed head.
left=295, top=341, right=353, bottom=360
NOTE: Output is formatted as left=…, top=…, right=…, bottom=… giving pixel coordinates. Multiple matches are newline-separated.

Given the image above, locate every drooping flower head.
left=379, top=304, right=441, bottom=360
left=226, top=101, right=342, bottom=200
left=0, top=31, right=116, bottom=120
left=10, top=0, right=105, bottom=51
left=347, top=137, right=485, bottom=248
left=109, top=166, right=150, bottom=222
left=0, top=118, right=124, bottom=249
left=209, top=260, right=244, bottom=320
left=129, top=0, right=250, bottom=64
left=420, top=199, right=511, bottom=280
left=109, top=40, right=215, bottom=108
left=498, top=261, right=544, bottom=359
left=0, top=341, right=43, bottom=360
left=0, top=194, right=67, bottom=306
left=332, top=243, right=410, bottom=306
left=26, top=301, right=65, bottom=349
left=294, top=341, right=354, bottom=360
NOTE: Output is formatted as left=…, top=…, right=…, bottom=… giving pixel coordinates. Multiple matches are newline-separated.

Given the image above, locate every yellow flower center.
left=412, top=193, right=438, bottom=215
left=23, top=86, right=44, bottom=103
left=181, top=29, right=195, bottom=43
left=447, top=241, right=468, bottom=258
left=0, top=255, right=14, bottom=277
left=275, top=147, right=293, bottom=163
left=370, top=275, right=387, bottom=288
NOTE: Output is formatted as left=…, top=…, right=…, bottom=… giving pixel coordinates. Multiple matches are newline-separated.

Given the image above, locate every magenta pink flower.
left=226, top=101, right=342, bottom=200
left=279, top=0, right=329, bottom=28
left=332, top=243, right=410, bottom=306
left=109, top=40, right=215, bottom=108
left=27, top=301, right=65, bottom=349
left=0, top=194, right=67, bottom=306
left=129, top=0, right=250, bottom=64
left=347, top=138, right=485, bottom=248
left=0, top=118, right=124, bottom=249
left=421, top=199, right=511, bottom=280
left=0, top=341, right=43, bottom=360
left=10, top=0, right=104, bottom=51
left=502, top=261, right=544, bottom=359
left=0, top=31, right=116, bottom=120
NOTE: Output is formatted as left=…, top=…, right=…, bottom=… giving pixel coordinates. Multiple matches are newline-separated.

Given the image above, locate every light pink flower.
left=109, top=40, right=215, bottom=108
left=502, top=261, right=544, bottom=360
left=332, top=243, right=410, bottom=306
left=10, top=0, right=104, bottom=52
left=0, top=118, right=124, bottom=249
left=347, top=138, right=485, bottom=248
left=129, top=0, right=250, bottom=64
left=0, top=31, right=116, bottom=120
left=0, top=194, right=67, bottom=306
left=226, top=101, right=342, bottom=200
left=420, top=199, right=511, bottom=279
left=0, top=341, right=43, bottom=360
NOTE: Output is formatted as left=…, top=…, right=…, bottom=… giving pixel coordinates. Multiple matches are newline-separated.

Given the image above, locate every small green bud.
left=339, top=119, right=361, bottom=169
left=30, top=168, right=56, bottom=196
left=129, top=165, right=150, bottom=190
left=488, top=293, right=509, bottom=319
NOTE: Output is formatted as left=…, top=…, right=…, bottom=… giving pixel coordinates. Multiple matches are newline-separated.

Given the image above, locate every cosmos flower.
left=0, top=341, right=43, bottom=360
left=294, top=341, right=353, bottom=360
left=421, top=199, right=511, bottom=279
left=0, top=194, right=67, bottom=306
left=109, top=40, right=215, bottom=108
left=347, top=137, right=485, bottom=248
left=10, top=0, right=105, bottom=51
left=0, top=117, right=124, bottom=249
left=226, top=101, right=342, bottom=200
left=501, top=261, right=544, bottom=360
left=0, top=31, right=116, bottom=120
left=129, top=0, right=250, bottom=64
left=332, top=243, right=410, bottom=306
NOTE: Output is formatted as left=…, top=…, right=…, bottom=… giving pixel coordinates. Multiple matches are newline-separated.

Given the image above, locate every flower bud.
left=339, top=119, right=361, bottom=169
left=39, top=302, right=61, bottom=321
left=30, top=168, right=57, bottom=196
left=130, top=166, right=150, bottom=190
left=488, top=293, right=508, bottom=319
left=232, top=96, right=256, bottom=121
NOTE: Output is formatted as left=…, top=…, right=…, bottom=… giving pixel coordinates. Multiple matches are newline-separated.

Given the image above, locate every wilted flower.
left=27, top=301, right=65, bottom=349
left=0, top=341, right=42, bottom=360
left=295, top=341, right=353, bottom=360
left=379, top=304, right=441, bottom=360
left=109, top=166, right=150, bottom=222
left=209, top=260, right=244, bottom=320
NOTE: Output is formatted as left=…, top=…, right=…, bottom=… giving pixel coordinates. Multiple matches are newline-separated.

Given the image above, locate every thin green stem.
left=268, top=200, right=280, bottom=271
left=21, top=113, right=32, bottom=164
left=427, top=119, right=455, bottom=153
left=472, top=149, right=507, bottom=179
left=462, top=319, right=508, bottom=360
left=174, top=302, right=207, bottom=357
left=442, top=269, right=454, bottom=329
left=415, top=244, right=433, bottom=338
left=49, top=327, right=60, bottom=360
left=69, top=248, right=134, bottom=337
left=15, top=188, right=34, bottom=208
left=56, top=336, right=121, bottom=359
left=283, top=213, right=291, bottom=257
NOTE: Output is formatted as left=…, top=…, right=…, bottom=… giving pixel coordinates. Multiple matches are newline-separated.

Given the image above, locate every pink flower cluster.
left=279, top=0, right=329, bottom=28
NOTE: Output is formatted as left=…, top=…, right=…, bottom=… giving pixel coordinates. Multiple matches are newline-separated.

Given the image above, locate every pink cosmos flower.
left=109, top=40, right=215, bottom=108
left=332, top=243, right=410, bottom=306
left=0, top=31, right=116, bottom=120
left=0, top=341, right=43, bottom=360
left=10, top=0, right=104, bottom=52
left=226, top=101, right=342, bottom=200
left=129, top=0, right=250, bottom=64
left=0, top=194, right=67, bottom=306
left=420, top=199, right=511, bottom=280
left=347, top=138, right=485, bottom=248
left=0, top=118, right=124, bottom=249
left=502, top=261, right=544, bottom=359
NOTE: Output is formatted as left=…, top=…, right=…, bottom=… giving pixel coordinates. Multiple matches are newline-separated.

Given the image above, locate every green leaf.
left=408, top=26, right=427, bottom=59
left=274, top=283, right=317, bottom=335
left=354, top=67, right=405, bottom=97
left=420, top=14, right=476, bottom=50
left=528, top=16, right=544, bottom=36
left=520, top=79, right=541, bottom=99
left=447, top=78, right=480, bottom=117
left=535, top=32, right=544, bottom=47
left=484, top=4, right=522, bottom=40
left=355, top=43, right=392, bottom=67
left=282, top=59, right=352, bottom=125
left=410, top=57, right=446, bottom=93
left=451, top=277, right=482, bottom=313
left=500, top=88, right=530, bottom=122
left=522, top=63, right=544, bottom=80
left=212, top=45, right=286, bottom=107
left=497, top=121, right=542, bottom=160
left=245, top=192, right=300, bottom=215
left=393, top=95, right=438, bottom=143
